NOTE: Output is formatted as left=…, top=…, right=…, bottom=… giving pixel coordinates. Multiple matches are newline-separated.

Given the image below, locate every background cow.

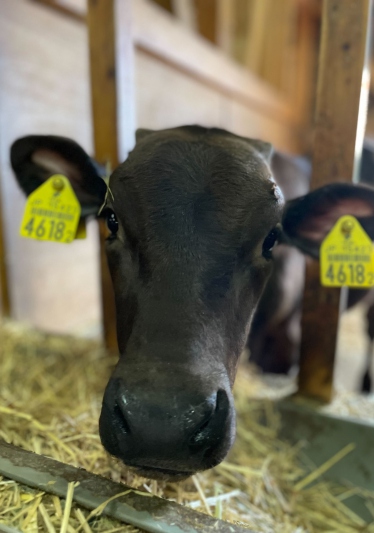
left=249, top=144, right=374, bottom=392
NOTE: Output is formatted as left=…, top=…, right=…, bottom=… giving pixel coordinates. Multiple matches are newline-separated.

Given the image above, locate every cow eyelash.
left=262, top=227, right=281, bottom=260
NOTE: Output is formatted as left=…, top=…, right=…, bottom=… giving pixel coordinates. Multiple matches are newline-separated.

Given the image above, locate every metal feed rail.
left=0, top=440, right=250, bottom=533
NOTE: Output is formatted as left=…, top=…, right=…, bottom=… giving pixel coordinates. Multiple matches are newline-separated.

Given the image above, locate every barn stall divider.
left=1, top=0, right=374, bottom=531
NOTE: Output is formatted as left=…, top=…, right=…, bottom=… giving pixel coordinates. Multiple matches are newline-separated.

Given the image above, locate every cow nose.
left=99, top=380, right=234, bottom=478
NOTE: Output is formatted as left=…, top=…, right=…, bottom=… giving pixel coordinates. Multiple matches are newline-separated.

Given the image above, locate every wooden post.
left=87, top=0, right=135, bottom=352
left=194, top=0, right=217, bottom=44
left=245, top=0, right=270, bottom=74
left=216, top=0, right=235, bottom=55
left=293, top=1, right=319, bottom=126
left=298, top=0, right=371, bottom=401
left=172, top=0, right=197, bottom=31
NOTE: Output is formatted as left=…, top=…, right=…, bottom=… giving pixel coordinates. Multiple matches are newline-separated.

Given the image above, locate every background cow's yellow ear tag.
left=74, top=219, right=87, bottom=240
left=320, top=215, right=374, bottom=287
left=20, top=174, right=81, bottom=243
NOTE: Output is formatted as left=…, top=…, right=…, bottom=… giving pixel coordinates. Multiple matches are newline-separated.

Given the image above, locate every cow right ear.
left=10, top=135, right=107, bottom=218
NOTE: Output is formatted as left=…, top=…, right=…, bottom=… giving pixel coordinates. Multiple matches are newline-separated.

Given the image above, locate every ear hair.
left=247, top=139, right=273, bottom=161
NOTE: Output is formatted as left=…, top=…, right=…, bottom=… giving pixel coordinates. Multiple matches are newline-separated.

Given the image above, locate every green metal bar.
left=0, top=440, right=250, bottom=533
left=278, top=398, right=374, bottom=521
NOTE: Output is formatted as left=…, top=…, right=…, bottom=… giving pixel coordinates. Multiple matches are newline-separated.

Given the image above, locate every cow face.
left=11, top=126, right=374, bottom=480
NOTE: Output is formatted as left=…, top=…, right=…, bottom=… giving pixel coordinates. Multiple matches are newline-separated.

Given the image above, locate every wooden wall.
left=0, top=0, right=304, bottom=336
left=0, top=0, right=102, bottom=336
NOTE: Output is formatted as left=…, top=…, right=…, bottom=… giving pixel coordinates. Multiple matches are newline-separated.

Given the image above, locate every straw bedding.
left=1, top=320, right=374, bottom=533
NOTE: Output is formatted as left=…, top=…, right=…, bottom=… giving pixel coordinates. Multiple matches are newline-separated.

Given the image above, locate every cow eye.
left=262, top=227, right=280, bottom=260
left=106, top=210, right=118, bottom=235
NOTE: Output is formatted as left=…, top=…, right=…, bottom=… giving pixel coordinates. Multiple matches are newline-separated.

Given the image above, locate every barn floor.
left=0, top=316, right=374, bottom=533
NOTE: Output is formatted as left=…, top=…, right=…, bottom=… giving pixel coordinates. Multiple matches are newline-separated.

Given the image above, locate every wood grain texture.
left=30, top=0, right=85, bottom=21
left=132, top=0, right=299, bottom=127
left=215, top=0, right=235, bottom=53
left=194, top=0, right=217, bottom=43
left=1, top=0, right=298, bottom=337
left=298, top=0, right=371, bottom=401
left=87, top=0, right=118, bottom=352
left=0, top=0, right=101, bottom=335
left=293, top=0, right=319, bottom=126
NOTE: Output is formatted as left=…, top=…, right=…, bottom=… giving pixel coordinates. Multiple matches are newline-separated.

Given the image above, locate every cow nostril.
left=188, top=394, right=219, bottom=448
left=188, top=415, right=212, bottom=447
left=188, top=389, right=230, bottom=451
left=113, top=403, right=131, bottom=435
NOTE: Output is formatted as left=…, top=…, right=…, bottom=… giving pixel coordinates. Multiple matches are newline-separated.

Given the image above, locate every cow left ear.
left=248, top=140, right=273, bottom=161
left=11, top=135, right=107, bottom=218
left=281, top=183, right=374, bottom=257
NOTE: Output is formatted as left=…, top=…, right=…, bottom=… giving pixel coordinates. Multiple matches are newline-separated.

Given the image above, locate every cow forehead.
left=109, top=135, right=282, bottom=245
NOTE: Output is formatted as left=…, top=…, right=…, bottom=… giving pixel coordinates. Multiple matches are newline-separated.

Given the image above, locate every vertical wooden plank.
left=216, top=0, right=235, bottom=55
left=172, top=0, right=197, bottom=31
left=245, top=0, right=270, bottom=73
left=0, top=186, right=11, bottom=318
left=194, top=0, right=217, bottom=44
left=87, top=0, right=118, bottom=352
left=293, top=1, right=319, bottom=125
left=87, top=0, right=134, bottom=352
left=152, top=0, right=173, bottom=12
left=298, top=0, right=371, bottom=401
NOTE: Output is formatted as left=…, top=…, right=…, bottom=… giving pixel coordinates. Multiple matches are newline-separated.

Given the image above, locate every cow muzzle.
left=99, top=375, right=236, bottom=481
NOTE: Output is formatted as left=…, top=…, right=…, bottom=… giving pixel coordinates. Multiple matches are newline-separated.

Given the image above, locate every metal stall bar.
left=87, top=0, right=135, bottom=353
left=0, top=440, right=250, bottom=533
left=298, top=0, right=372, bottom=401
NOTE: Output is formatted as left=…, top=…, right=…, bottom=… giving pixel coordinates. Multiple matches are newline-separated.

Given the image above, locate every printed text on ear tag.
left=320, top=215, right=374, bottom=288
left=20, top=174, right=81, bottom=243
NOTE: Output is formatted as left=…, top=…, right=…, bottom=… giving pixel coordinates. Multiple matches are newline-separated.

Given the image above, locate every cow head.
left=11, top=126, right=374, bottom=480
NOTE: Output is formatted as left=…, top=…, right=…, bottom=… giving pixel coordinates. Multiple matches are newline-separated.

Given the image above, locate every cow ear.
left=281, top=183, right=374, bottom=257
left=248, top=139, right=273, bottom=162
left=10, top=135, right=107, bottom=217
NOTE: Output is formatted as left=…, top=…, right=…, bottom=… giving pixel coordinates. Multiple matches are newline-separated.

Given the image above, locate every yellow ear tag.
left=320, top=215, right=374, bottom=287
left=74, top=219, right=87, bottom=240
left=20, top=174, right=81, bottom=243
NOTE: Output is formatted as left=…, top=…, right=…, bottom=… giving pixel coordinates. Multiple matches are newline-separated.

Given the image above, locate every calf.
left=11, top=126, right=374, bottom=480
left=249, top=145, right=374, bottom=390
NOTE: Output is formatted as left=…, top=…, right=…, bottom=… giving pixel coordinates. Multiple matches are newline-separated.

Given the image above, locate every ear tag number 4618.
left=320, top=215, right=374, bottom=288
left=20, top=175, right=82, bottom=243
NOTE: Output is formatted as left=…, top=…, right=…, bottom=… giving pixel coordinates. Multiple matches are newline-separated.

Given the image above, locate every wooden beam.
left=216, top=0, right=235, bottom=55
left=293, top=0, right=319, bottom=125
left=87, top=0, right=118, bottom=353
left=194, top=0, right=217, bottom=43
left=87, top=0, right=135, bottom=352
left=30, top=0, right=86, bottom=22
left=172, top=0, right=197, bottom=31
left=245, top=0, right=270, bottom=73
left=298, top=0, right=371, bottom=401
left=152, top=0, right=173, bottom=12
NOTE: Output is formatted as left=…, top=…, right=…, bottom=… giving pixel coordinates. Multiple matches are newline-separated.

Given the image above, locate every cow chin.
left=98, top=368, right=236, bottom=480
left=128, top=466, right=195, bottom=482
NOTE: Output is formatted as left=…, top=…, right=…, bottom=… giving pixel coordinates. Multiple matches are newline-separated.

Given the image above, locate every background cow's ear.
left=247, top=139, right=273, bottom=162
left=135, top=128, right=155, bottom=143
left=10, top=135, right=107, bottom=217
left=281, top=183, right=374, bottom=257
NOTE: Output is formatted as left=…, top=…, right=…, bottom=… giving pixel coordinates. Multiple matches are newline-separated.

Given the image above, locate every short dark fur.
left=10, top=125, right=374, bottom=480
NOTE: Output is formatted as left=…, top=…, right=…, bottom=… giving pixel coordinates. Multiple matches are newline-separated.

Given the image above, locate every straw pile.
left=1, top=320, right=374, bottom=533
